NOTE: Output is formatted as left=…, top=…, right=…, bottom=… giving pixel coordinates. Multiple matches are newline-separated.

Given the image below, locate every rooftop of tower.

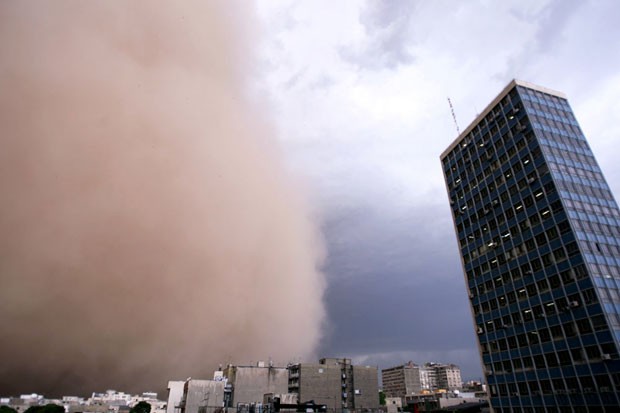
left=440, top=79, right=567, bottom=159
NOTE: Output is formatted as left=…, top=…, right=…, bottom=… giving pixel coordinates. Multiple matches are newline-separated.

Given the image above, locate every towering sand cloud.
left=0, top=1, right=325, bottom=395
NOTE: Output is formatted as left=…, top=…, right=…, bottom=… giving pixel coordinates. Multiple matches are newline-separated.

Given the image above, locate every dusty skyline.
left=2, top=0, right=620, bottom=397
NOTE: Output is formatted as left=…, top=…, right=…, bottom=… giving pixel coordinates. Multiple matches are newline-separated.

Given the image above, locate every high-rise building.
left=441, top=80, right=620, bottom=411
left=382, top=361, right=422, bottom=400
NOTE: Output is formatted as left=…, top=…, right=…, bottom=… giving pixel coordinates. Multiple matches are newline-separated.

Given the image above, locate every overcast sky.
left=253, top=0, right=620, bottom=380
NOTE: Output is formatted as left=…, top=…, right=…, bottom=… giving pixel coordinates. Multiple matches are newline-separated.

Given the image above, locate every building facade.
left=288, top=358, right=379, bottom=411
left=382, top=362, right=422, bottom=399
left=177, top=380, right=225, bottom=413
left=167, top=382, right=185, bottom=413
left=441, top=80, right=620, bottom=411
left=434, top=363, right=462, bottom=391
left=222, top=362, right=289, bottom=408
left=417, top=363, right=462, bottom=392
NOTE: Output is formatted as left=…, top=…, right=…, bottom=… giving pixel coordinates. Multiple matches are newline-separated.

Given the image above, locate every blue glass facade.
left=440, top=80, right=620, bottom=412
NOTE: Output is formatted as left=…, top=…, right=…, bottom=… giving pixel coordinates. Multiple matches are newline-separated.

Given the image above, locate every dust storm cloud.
left=0, top=1, right=325, bottom=396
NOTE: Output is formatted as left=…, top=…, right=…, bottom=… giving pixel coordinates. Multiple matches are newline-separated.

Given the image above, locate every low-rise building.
left=419, top=363, right=462, bottom=392
left=178, top=380, right=225, bottom=413
left=435, top=364, right=461, bottom=391
left=381, top=362, right=421, bottom=400
left=167, top=382, right=186, bottom=413
left=384, top=397, right=402, bottom=413
left=222, top=361, right=288, bottom=408
left=288, top=358, right=378, bottom=412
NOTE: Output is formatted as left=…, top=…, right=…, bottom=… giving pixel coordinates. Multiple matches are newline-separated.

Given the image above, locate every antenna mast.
left=447, top=97, right=460, bottom=135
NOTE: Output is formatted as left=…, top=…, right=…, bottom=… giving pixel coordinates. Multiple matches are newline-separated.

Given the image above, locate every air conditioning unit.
left=477, top=327, right=484, bottom=334
left=532, top=391, right=541, bottom=396
left=469, top=292, right=474, bottom=299
left=602, top=353, right=612, bottom=360
left=512, top=392, right=519, bottom=397
left=600, top=386, right=611, bottom=392
left=569, top=301, right=580, bottom=308
left=583, top=387, right=593, bottom=393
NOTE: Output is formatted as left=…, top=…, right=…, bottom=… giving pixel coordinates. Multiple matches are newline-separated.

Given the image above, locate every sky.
left=253, top=0, right=620, bottom=381
left=2, top=0, right=620, bottom=395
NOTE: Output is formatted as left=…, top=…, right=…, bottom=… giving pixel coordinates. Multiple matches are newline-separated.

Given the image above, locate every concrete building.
left=435, top=364, right=462, bottom=391
left=178, top=380, right=225, bottom=413
left=167, top=381, right=185, bottom=413
left=222, top=361, right=288, bottom=408
left=416, top=363, right=461, bottom=392
left=441, top=79, right=620, bottom=411
left=1, top=394, right=45, bottom=413
left=381, top=362, right=421, bottom=400
left=90, top=390, right=132, bottom=406
left=418, top=365, right=434, bottom=392
left=384, top=397, right=401, bottom=413
left=288, top=358, right=379, bottom=412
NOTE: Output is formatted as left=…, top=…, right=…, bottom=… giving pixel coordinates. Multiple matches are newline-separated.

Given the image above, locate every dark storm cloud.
left=312, top=166, right=482, bottom=378
left=318, top=201, right=482, bottom=378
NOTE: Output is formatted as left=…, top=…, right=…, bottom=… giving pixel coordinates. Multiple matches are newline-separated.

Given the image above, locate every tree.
left=379, top=391, right=386, bottom=406
left=130, top=401, right=151, bottom=413
left=24, top=404, right=64, bottom=413
left=1, top=406, right=18, bottom=413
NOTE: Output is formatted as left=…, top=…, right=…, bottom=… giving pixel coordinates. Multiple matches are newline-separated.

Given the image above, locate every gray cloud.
left=340, top=0, right=418, bottom=70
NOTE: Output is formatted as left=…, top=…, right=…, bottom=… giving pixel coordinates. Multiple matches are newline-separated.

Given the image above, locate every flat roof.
left=440, top=79, right=567, bottom=159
